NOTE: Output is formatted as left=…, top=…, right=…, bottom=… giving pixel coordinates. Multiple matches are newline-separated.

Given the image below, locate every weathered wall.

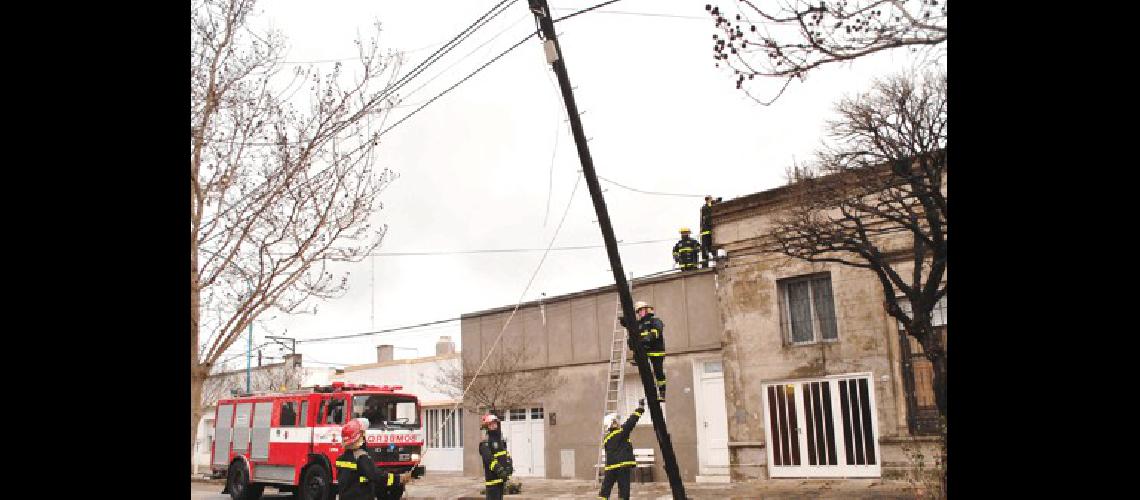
left=460, top=350, right=717, bottom=480
left=711, top=193, right=917, bottom=480
left=459, top=271, right=726, bottom=480
left=461, top=270, right=724, bottom=372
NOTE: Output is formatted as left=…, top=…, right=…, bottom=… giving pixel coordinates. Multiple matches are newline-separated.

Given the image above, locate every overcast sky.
left=210, top=0, right=931, bottom=371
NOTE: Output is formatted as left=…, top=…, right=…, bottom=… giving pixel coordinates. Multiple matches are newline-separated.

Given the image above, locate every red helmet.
left=481, top=413, right=500, bottom=428
left=342, top=418, right=369, bottom=446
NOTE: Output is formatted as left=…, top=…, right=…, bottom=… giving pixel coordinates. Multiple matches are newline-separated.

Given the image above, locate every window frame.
left=277, top=400, right=299, bottom=427
left=779, top=272, right=840, bottom=346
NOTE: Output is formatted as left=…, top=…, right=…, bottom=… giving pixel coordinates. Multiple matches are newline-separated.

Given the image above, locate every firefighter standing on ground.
left=598, top=400, right=645, bottom=500
left=335, top=418, right=412, bottom=500
left=624, top=301, right=666, bottom=401
left=673, top=228, right=701, bottom=271
left=478, top=413, right=512, bottom=500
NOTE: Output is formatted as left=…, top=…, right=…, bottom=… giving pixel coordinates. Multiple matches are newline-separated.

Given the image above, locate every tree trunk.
left=925, top=342, right=947, bottom=420
left=191, top=181, right=203, bottom=474
left=191, top=368, right=207, bottom=475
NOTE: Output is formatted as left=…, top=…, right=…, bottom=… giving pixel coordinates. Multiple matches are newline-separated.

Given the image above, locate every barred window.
left=423, top=408, right=463, bottom=448
left=778, top=273, right=838, bottom=344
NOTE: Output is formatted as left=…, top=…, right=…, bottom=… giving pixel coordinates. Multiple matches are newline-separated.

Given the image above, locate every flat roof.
left=461, top=267, right=715, bottom=319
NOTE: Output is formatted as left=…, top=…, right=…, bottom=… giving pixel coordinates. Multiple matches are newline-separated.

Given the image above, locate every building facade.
left=709, top=182, right=944, bottom=480
left=459, top=270, right=732, bottom=482
left=332, top=337, right=465, bottom=472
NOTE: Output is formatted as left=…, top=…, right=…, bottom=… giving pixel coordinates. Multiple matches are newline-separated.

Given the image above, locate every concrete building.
left=459, top=270, right=732, bottom=483
left=709, top=178, right=944, bottom=480
left=454, top=167, right=944, bottom=484
left=332, top=337, right=465, bottom=472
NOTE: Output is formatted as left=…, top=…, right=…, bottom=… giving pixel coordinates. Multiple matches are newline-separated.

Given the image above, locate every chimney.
left=436, top=336, right=456, bottom=356
left=376, top=344, right=394, bottom=363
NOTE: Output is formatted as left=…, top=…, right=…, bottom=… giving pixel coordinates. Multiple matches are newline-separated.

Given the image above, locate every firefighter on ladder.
left=673, top=227, right=701, bottom=271
left=335, top=418, right=412, bottom=500
left=624, top=301, right=666, bottom=401
left=598, top=400, right=645, bottom=500
left=479, top=413, right=512, bottom=500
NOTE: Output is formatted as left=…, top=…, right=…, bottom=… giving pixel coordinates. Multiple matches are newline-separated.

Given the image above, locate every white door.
left=503, top=407, right=546, bottom=477
left=530, top=409, right=546, bottom=477
left=422, top=407, right=464, bottom=472
left=695, top=360, right=730, bottom=475
left=761, top=373, right=881, bottom=478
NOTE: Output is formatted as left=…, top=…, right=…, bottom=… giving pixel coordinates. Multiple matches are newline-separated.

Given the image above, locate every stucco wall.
left=711, top=194, right=922, bottom=480
left=459, top=271, right=726, bottom=480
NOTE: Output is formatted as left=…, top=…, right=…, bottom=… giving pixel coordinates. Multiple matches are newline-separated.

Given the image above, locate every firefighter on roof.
left=673, top=227, right=701, bottom=271
left=478, top=413, right=513, bottom=500
left=699, top=195, right=720, bottom=267
left=598, top=400, right=644, bottom=500
left=335, top=418, right=412, bottom=500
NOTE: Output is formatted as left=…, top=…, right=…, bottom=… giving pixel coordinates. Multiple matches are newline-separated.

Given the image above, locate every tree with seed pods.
left=705, top=1, right=946, bottom=104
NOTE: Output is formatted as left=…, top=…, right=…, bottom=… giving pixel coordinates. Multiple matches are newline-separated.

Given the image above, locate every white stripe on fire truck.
left=267, top=427, right=315, bottom=444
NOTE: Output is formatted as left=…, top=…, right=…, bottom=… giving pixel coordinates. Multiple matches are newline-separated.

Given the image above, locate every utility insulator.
left=544, top=39, right=559, bottom=64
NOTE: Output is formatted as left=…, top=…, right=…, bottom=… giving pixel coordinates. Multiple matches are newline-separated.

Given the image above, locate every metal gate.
left=762, top=373, right=880, bottom=478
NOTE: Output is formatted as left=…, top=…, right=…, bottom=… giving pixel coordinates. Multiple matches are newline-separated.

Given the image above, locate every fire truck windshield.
left=352, top=394, right=419, bottom=429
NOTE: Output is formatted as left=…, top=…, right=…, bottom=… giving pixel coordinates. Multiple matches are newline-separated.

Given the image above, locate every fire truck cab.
left=211, top=382, right=425, bottom=500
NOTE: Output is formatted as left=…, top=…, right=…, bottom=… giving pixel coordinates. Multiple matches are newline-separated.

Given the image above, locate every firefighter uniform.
left=637, top=312, right=667, bottom=400
left=700, top=197, right=716, bottom=267
left=335, top=447, right=404, bottom=500
left=599, top=407, right=644, bottom=500
left=673, top=233, right=701, bottom=271
left=479, top=438, right=511, bottom=500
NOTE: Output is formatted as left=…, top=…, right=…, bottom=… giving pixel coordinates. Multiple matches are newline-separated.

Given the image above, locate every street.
left=190, top=475, right=920, bottom=499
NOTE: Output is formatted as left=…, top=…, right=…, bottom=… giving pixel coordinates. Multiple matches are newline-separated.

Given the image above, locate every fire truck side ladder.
left=596, top=285, right=631, bottom=483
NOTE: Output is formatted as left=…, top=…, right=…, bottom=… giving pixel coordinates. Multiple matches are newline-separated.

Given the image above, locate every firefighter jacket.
left=673, top=237, right=701, bottom=266
left=603, top=407, right=644, bottom=470
left=636, top=313, right=665, bottom=354
left=479, top=436, right=512, bottom=487
left=700, top=203, right=713, bottom=237
left=335, top=447, right=402, bottom=500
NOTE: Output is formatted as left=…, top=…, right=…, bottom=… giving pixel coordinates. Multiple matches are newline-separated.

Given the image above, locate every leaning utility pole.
left=525, top=1, right=687, bottom=497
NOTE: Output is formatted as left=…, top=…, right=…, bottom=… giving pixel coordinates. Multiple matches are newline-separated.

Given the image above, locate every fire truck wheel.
left=227, top=461, right=264, bottom=500
left=297, top=464, right=332, bottom=500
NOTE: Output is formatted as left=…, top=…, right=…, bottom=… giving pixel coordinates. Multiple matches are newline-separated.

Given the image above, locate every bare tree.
left=432, top=340, right=565, bottom=415
left=191, top=0, right=404, bottom=453
left=773, top=70, right=946, bottom=419
left=705, top=1, right=946, bottom=103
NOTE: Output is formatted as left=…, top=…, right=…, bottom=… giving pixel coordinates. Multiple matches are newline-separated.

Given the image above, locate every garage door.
left=502, top=407, right=545, bottom=477
left=762, top=373, right=881, bottom=478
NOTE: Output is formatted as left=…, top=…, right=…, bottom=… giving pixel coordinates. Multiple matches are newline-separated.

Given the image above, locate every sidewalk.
left=403, top=473, right=919, bottom=499
left=192, top=472, right=921, bottom=499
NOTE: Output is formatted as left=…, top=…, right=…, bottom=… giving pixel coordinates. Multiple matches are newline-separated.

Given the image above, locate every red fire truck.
left=211, top=382, right=426, bottom=500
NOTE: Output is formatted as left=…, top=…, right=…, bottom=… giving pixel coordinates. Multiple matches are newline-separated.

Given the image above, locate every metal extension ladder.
left=595, top=287, right=632, bottom=482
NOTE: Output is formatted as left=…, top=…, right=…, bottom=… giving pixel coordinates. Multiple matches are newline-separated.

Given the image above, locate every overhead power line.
left=365, top=238, right=671, bottom=256
left=295, top=317, right=461, bottom=344
left=376, top=31, right=536, bottom=138
left=551, top=0, right=625, bottom=23
left=596, top=174, right=708, bottom=198
left=551, top=7, right=708, bottom=21
left=207, top=0, right=520, bottom=147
